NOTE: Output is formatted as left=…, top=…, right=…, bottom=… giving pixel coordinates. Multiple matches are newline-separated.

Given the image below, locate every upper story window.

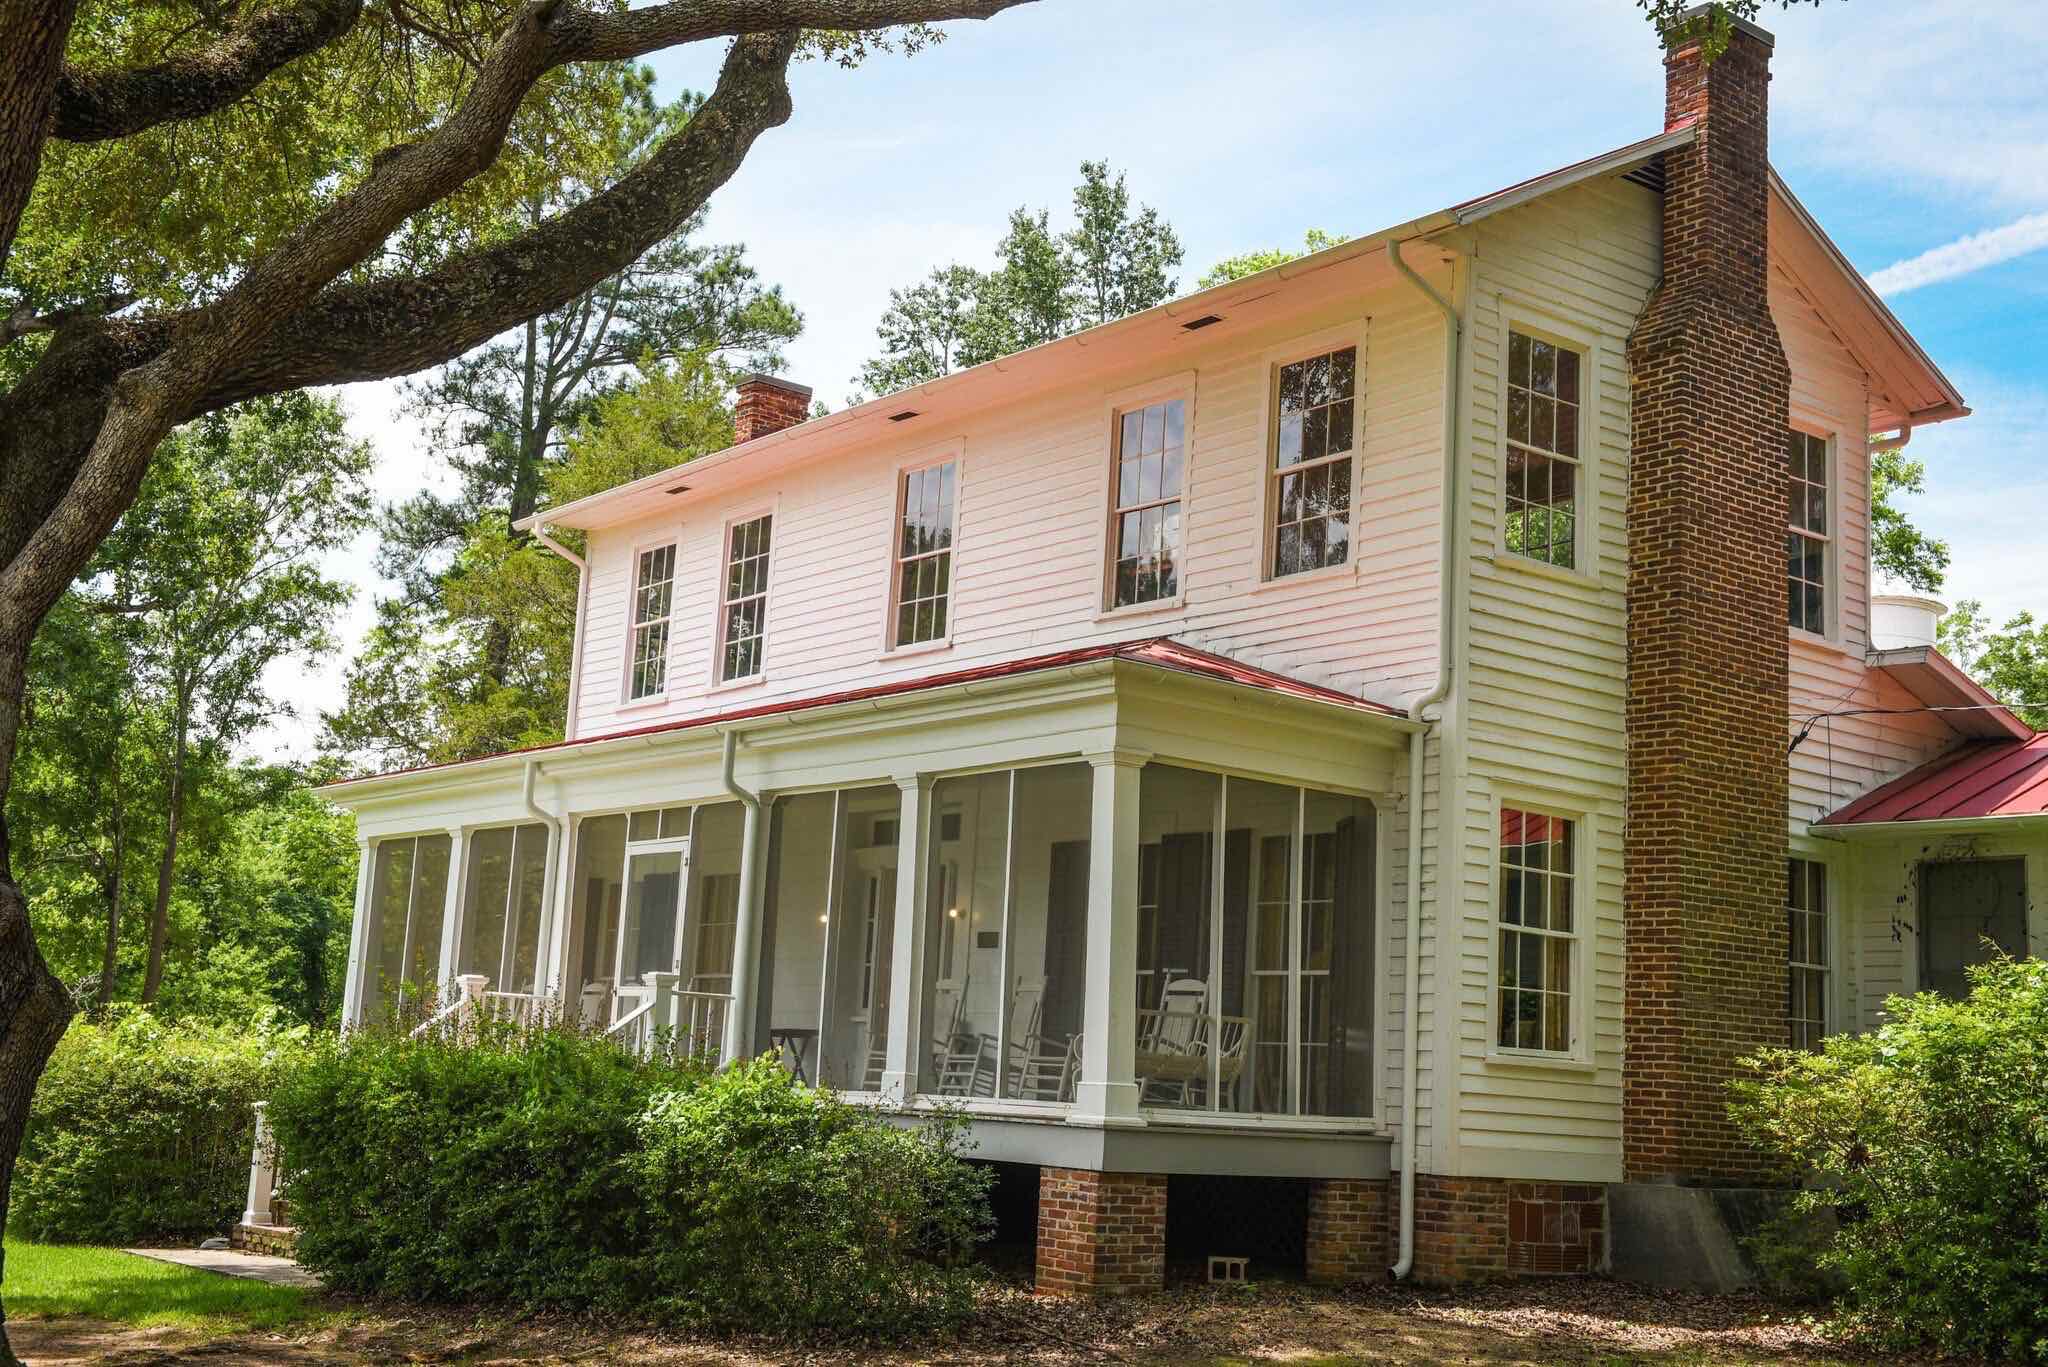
left=627, top=543, right=676, bottom=700
left=1787, top=430, right=1829, bottom=635
left=1504, top=330, right=1581, bottom=571
left=1271, top=345, right=1357, bottom=577
left=1787, top=857, right=1828, bottom=1049
left=1110, top=398, right=1185, bottom=608
left=893, top=461, right=956, bottom=648
left=719, top=514, right=772, bottom=682
left=1496, top=807, right=1576, bottom=1054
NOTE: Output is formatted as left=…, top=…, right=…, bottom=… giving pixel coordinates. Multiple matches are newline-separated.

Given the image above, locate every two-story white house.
left=316, top=10, right=2042, bottom=1292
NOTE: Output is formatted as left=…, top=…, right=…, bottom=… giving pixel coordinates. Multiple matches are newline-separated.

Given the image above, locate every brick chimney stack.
left=733, top=374, right=813, bottom=444
left=1621, top=8, right=1791, bottom=1186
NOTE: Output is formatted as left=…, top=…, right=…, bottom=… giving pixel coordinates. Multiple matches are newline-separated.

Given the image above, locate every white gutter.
left=527, top=526, right=590, bottom=741
left=718, top=729, right=766, bottom=1063
left=1385, top=233, right=1464, bottom=1281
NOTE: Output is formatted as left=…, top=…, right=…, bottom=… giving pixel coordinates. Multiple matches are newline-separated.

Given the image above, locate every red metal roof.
left=324, top=637, right=1403, bottom=791
left=1819, top=733, right=2048, bottom=826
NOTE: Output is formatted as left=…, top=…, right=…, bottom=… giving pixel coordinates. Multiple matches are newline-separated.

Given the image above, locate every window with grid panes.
left=1110, top=398, right=1185, bottom=607
left=893, top=462, right=955, bottom=646
left=719, top=515, right=771, bottom=682
left=1503, top=330, right=1582, bottom=569
left=1787, top=430, right=1829, bottom=635
left=1270, top=345, right=1357, bottom=577
left=627, top=544, right=675, bottom=699
left=1788, top=858, right=1829, bottom=1049
left=1496, top=808, right=1575, bottom=1053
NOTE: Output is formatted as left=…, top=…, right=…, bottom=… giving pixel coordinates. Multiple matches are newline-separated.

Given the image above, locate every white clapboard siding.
left=1441, top=176, right=1657, bottom=1182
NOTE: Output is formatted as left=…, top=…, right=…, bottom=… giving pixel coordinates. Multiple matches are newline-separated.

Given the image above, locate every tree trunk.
left=140, top=699, right=188, bottom=1004
left=95, top=730, right=124, bottom=1010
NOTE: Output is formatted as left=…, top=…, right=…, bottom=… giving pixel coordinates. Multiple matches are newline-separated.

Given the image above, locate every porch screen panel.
left=755, top=792, right=837, bottom=1070
left=405, top=836, right=451, bottom=1004
left=1135, top=765, right=1219, bottom=1110
left=1226, top=778, right=1298, bottom=1115
left=1002, top=763, right=1093, bottom=1101
left=364, top=838, right=416, bottom=1025
left=1301, top=791, right=1375, bottom=1116
left=818, top=785, right=903, bottom=1091
left=683, top=802, right=745, bottom=996
left=568, top=815, right=626, bottom=1021
left=505, top=824, right=548, bottom=994
left=921, top=772, right=1009, bottom=1098
left=459, top=827, right=515, bottom=985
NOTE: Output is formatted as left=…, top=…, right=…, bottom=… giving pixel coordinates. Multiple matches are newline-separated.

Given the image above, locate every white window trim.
left=1787, top=420, right=1841, bottom=650
left=619, top=533, right=681, bottom=708
left=1097, top=371, right=1196, bottom=617
left=882, top=444, right=966, bottom=655
left=1484, top=792, right=1596, bottom=1070
left=711, top=503, right=777, bottom=689
left=1250, top=321, right=1369, bottom=586
left=1492, top=307, right=1601, bottom=586
left=1786, top=852, right=1833, bottom=1048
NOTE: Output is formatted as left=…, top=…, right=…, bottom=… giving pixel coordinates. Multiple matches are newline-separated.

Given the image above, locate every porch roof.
left=1819, top=732, right=2048, bottom=828
left=321, top=637, right=1410, bottom=796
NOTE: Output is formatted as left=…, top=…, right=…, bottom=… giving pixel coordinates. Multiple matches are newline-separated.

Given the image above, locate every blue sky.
left=286, top=0, right=2047, bottom=759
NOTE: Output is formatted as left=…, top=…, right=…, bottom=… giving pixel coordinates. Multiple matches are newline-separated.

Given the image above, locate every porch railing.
left=409, top=974, right=552, bottom=1039
left=605, top=971, right=730, bottom=1065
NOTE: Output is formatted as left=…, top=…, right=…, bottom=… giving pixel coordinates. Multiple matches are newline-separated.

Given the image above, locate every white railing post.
left=455, top=972, right=486, bottom=1032
left=645, top=971, right=679, bottom=1057
left=241, top=1101, right=275, bottom=1227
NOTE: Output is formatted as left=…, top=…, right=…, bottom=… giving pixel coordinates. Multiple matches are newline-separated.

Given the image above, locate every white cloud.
left=1867, top=211, right=2048, bottom=297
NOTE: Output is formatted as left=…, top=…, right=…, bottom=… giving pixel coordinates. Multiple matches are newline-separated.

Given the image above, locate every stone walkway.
left=123, top=1246, right=324, bottom=1289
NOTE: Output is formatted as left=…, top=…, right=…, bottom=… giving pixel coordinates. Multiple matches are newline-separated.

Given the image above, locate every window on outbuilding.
left=719, top=514, right=772, bottom=681
left=1496, top=808, right=1575, bottom=1054
left=1787, top=430, right=1830, bottom=635
left=1503, top=330, right=1581, bottom=570
left=1787, top=857, right=1828, bottom=1049
left=1270, top=346, right=1357, bottom=577
left=1110, top=398, right=1185, bottom=608
left=627, top=544, right=675, bottom=700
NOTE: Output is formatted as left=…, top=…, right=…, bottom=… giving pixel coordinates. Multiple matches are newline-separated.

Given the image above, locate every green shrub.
left=1731, top=956, right=2048, bottom=1361
left=267, top=1023, right=991, bottom=1340
left=15, top=1011, right=303, bottom=1244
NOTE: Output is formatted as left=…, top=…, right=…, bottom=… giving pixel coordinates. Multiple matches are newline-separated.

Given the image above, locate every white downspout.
left=719, top=729, right=766, bottom=1063
left=521, top=758, right=565, bottom=1000
left=1386, top=234, right=1464, bottom=1281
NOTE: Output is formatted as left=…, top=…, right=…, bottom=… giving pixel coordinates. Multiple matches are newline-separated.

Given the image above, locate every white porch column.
left=540, top=815, right=580, bottom=1003
left=339, top=838, right=375, bottom=1031
left=881, top=773, right=933, bottom=1105
left=436, top=826, right=469, bottom=997
left=240, top=1101, right=274, bottom=1227
left=1073, top=750, right=1146, bottom=1125
left=723, top=791, right=769, bottom=1064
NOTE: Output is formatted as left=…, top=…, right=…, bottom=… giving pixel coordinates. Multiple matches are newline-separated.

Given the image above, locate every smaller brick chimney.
left=733, top=374, right=813, bottom=444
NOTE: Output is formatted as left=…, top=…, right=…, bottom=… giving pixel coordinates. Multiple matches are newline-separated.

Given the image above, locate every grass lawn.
left=3, top=1239, right=318, bottom=1336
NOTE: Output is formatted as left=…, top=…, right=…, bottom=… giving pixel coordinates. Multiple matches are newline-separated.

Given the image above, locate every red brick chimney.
left=1622, top=8, right=1791, bottom=1185
left=733, top=374, right=813, bottom=444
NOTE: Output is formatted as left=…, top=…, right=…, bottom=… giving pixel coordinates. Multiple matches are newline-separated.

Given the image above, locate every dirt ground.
left=10, top=1277, right=1930, bottom=1367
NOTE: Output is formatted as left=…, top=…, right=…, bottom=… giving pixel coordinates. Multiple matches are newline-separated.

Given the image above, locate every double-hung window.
left=1787, top=430, right=1829, bottom=635
left=1270, top=345, right=1358, bottom=577
left=719, top=514, right=772, bottom=682
left=1787, top=858, right=1828, bottom=1049
left=627, top=544, right=675, bottom=700
left=893, top=461, right=955, bottom=647
left=1496, top=807, right=1576, bottom=1054
left=1504, top=330, right=1582, bottom=570
left=1110, top=398, right=1186, bottom=607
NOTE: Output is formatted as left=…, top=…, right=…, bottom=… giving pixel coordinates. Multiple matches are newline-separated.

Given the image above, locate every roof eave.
left=1813, top=810, right=2048, bottom=839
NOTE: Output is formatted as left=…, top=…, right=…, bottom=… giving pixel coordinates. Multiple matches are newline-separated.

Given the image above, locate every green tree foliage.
left=1637, top=1, right=1838, bottom=60
left=1731, top=958, right=2048, bottom=1361
left=268, top=1029, right=990, bottom=1337
left=857, top=161, right=1184, bottom=396
left=1939, top=600, right=2048, bottom=730
left=1197, top=229, right=1351, bottom=288
left=1869, top=447, right=1950, bottom=593
left=15, top=1011, right=302, bottom=1245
